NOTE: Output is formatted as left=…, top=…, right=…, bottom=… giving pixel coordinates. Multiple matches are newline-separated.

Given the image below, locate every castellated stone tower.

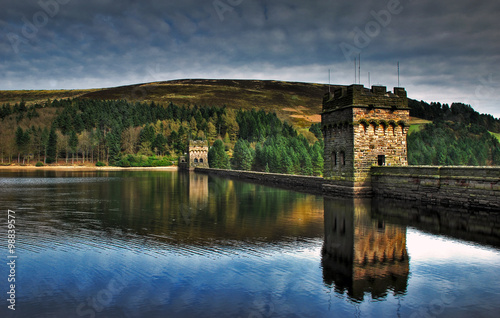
left=188, top=140, right=209, bottom=168
left=322, top=84, right=410, bottom=196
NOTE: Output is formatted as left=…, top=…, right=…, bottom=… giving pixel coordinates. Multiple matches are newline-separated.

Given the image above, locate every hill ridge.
left=1, top=79, right=498, bottom=130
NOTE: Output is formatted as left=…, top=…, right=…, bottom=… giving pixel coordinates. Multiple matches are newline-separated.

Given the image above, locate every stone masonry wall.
left=322, top=107, right=409, bottom=184
left=371, top=166, right=500, bottom=210
left=322, top=107, right=355, bottom=180
left=352, top=108, right=409, bottom=183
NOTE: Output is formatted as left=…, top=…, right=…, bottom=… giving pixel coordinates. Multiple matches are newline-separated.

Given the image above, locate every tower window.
left=333, top=152, right=337, bottom=166
left=340, top=151, right=346, bottom=166
left=199, top=158, right=203, bottom=163
left=194, top=158, right=199, bottom=163
left=378, top=155, right=385, bottom=166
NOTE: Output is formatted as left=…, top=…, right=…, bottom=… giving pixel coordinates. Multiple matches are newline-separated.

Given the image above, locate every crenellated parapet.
left=323, top=85, right=408, bottom=112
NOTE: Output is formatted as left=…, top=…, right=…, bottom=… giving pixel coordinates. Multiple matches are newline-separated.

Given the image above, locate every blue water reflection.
left=0, top=170, right=499, bottom=317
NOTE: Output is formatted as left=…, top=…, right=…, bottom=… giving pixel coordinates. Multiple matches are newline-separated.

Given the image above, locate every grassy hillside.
left=408, top=117, right=433, bottom=134
left=0, top=89, right=98, bottom=105
left=1, top=79, right=332, bottom=128
left=491, top=131, right=500, bottom=142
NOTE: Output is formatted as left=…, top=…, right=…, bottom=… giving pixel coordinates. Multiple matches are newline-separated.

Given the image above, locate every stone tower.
left=322, top=84, right=410, bottom=196
left=188, top=140, right=209, bottom=168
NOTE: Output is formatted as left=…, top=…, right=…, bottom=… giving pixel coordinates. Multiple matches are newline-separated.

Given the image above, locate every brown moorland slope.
left=1, top=79, right=335, bottom=128
left=1, top=79, right=428, bottom=128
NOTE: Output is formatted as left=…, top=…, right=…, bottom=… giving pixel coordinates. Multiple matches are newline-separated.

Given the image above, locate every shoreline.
left=0, top=165, right=178, bottom=172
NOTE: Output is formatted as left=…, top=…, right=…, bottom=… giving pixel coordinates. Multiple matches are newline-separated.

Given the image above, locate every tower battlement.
left=323, top=85, right=408, bottom=112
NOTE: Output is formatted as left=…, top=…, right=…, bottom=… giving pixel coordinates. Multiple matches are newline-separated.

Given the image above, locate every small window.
left=199, top=158, right=203, bottom=163
left=377, top=220, right=385, bottom=231
left=340, top=151, right=346, bottom=166
left=378, top=155, right=385, bottom=166
left=332, top=152, right=337, bottom=166
left=194, top=158, right=198, bottom=163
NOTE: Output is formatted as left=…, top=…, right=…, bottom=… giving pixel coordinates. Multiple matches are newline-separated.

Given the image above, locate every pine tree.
left=46, top=127, right=58, bottom=164
left=232, top=139, right=254, bottom=170
left=206, top=122, right=217, bottom=145
left=153, top=133, right=167, bottom=156
left=106, top=130, right=121, bottom=165
left=208, top=139, right=230, bottom=169
left=15, top=127, right=30, bottom=164
left=69, top=130, right=78, bottom=164
left=41, top=127, right=49, bottom=163
left=311, top=142, right=324, bottom=176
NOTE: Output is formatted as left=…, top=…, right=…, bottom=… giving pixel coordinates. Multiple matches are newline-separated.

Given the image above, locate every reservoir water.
left=0, top=170, right=499, bottom=317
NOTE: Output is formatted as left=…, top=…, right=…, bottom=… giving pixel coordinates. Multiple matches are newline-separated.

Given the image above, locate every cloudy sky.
left=1, top=0, right=499, bottom=117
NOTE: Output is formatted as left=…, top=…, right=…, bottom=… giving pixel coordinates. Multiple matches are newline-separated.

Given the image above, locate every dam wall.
left=371, top=166, right=500, bottom=210
left=194, top=166, right=500, bottom=211
left=194, top=168, right=324, bottom=194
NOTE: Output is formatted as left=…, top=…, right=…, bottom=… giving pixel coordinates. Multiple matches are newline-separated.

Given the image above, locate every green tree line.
left=0, top=98, right=324, bottom=175
left=408, top=121, right=500, bottom=166
left=1, top=97, right=499, bottom=172
left=409, top=100, right=500, bottom=133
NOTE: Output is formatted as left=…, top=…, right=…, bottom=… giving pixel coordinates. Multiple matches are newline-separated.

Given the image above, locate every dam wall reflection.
left=322, top=195, right=500, bottom=302
left=371, top=197, right=500, bottom=248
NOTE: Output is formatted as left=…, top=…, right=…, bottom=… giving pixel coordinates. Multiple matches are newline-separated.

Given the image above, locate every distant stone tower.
left=322, top=85, right=410, bottom=195
left=188, top=140, right=209, bottom=169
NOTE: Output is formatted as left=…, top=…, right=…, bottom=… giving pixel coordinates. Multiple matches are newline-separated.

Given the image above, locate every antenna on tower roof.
left=397, top=61, right=400, bottom=87
left=358, top=54, right=361, bottom=85
left=328, top=68, right=331, bottom=94
left=354, top=58, right=357, bottom=84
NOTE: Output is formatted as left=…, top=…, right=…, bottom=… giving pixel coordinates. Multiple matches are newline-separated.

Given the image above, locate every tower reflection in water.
left=322, top=197, right=409, bottom=302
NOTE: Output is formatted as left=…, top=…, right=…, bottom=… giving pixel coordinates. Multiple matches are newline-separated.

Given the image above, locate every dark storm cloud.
left=0, top=0, right=499, bottom=116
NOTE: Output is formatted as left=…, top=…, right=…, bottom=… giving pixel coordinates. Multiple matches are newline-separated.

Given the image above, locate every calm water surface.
left=0, top=170, right=499, bottom=317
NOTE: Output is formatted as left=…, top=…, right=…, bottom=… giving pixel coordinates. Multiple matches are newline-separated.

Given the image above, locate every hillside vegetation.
left=491, top=131, right=500, bottom=142
left=408, top=121, right=500, bottom=166
left=0, top=98, right=323, bottom=174
left=1, top=79, right=499, bottom=169
left=1, top=79, right=331, bottom=128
